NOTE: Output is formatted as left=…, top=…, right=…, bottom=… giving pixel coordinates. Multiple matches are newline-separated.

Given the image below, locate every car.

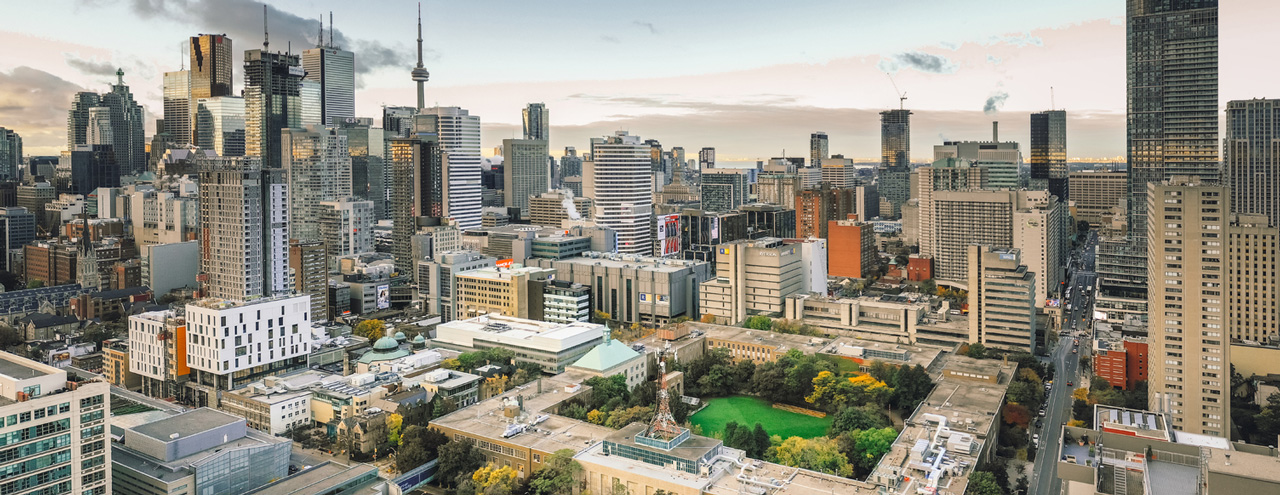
left=1067, top=381, right=1074, bottom=386
left=1033, top=433, right=1040, bottom=443
left=1039, top=409, right=1046, bottom=417
left=1073, top=349, right=1078, bottom=354
left=1035, top=419, right=1043, bottom=428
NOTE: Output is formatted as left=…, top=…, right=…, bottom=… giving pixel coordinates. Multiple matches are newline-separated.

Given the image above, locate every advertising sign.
left=656, top=214, right=680, bottom=256
left=710, top=216, right=720, bottom=243
left=376, top=284, right=390, bottom=310
left=496, top=258, right=514, bottom=269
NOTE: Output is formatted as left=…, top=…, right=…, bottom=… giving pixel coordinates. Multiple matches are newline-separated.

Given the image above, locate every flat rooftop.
left=693, top=323, right=830, bottom=355
left=818, top=338, right=946, bottom=370
left=574, top=442, right=713, bottom=491
left=245, top=461, right=378, bottom=495
left=552, top=252, right=706, bottom=272
left=0, top=356, right=55, bottom=380
left=132, top=407, right=242, bottom=442
left=606, top=423, right=722, bottom=463
left=437, top=314, right=605, bottom=346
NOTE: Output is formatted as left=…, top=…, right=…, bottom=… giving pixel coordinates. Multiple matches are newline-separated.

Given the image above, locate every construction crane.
left=885, top=72, right=908, bottom=110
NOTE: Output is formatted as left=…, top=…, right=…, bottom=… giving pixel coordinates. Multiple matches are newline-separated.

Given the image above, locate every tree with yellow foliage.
left=806, top=371, right=892, bottom=412
left=387, top=413, right=403, bottom=445
left=469, top=464, right=520, bottom=495
left=1073, top=388, right=1090, bottom=402
left=354, top=319, right=387, bottom=340
left=587, top=409, right=605, bottom=425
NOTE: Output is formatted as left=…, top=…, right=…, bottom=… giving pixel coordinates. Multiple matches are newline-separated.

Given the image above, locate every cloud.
left=599, top=35, right=620, bottom=44
left=986, top=54, right=1002, bottom=65
left=0, top=66, right=86, bottom=154
left=987, top=32, right=1043, bottom=48
left=104, top=0, right=414, bottom=79
left=983, top=90, right=1009, bottom=115
left=938, top=41, right=960, bottom=51
left=632, top=21, right=659, bottom=34
left=64, top=54, right=117, bottom=76
left=877, top=51, right=957, bottom=74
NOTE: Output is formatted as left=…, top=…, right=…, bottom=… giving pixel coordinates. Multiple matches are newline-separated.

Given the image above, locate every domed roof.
left=373, top=336, right=399, bottom=351
left=394, top=331, right=407, bottom=340
left=412, top=334, right=426, bottom=343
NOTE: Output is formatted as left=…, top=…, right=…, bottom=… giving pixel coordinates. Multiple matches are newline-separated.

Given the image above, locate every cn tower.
left=411, top=2, right=430, bottom=109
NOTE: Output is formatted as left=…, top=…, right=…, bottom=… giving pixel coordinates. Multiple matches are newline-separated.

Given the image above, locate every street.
left=1031, top=231, right=1097, bottom=495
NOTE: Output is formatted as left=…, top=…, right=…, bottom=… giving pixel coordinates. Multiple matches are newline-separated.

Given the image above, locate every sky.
left=1, top=0, right=1275, bottom=162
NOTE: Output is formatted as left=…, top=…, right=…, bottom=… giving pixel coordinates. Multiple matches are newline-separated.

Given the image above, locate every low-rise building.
left=419, top=368, right=482, bottom=408
left=454, top=266, right=556, bottom=320
left=433, top=314, right=605, bottom=374
left=528, top=252, right=712, bottom=327
left=221, top=370, right=337, bottom=435
left=103, top=338, right=141, bottom=389
left=784, top=293, right=970, bottom=348
left=566, top=328, right=647, bottom=390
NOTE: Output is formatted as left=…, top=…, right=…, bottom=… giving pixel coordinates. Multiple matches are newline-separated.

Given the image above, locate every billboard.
left=710, top=216, right=720, bottom=243
left=376, top=284, right=390, bottom=310
left=656, top=214, right=680, bottom=256
left=1046, top=299, right=1061, bottom=308
left=496, top=258, right=514, bottom=269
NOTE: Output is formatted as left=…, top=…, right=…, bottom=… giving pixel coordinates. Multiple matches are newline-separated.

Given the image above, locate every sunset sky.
left=2, top=0, right=1275, bottom=162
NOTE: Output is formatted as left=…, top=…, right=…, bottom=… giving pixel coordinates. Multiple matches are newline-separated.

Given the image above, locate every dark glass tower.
left=1126, top=0, right=1219, bottom=245
left=1030, top=110, right=1068, bottom=201
left=1225, top=99, right=1280, bottom=226
left=388, top=136, right=443, bottom=271
left=878, top=109, right=911, bottom=218
left=244, top=49, right=302, bottom=168
left=190, top=34, right=233, bottom=100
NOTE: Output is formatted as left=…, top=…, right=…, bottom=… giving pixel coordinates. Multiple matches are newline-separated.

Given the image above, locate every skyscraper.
left=282, top=125, right=352, bottom=241
left=197, top=155, right=289, bottom=301
left=698, top=147, right=715, bottom=169
left=585, top=131, right=653, bottom=254
left=878, top=109, right=911, bottom=218
left=244, top=49, right=302, bottom=169
left=194, top=96, right=245, bottom=157
left=190, top=34, right=234, bottom=101
left=57, top=145, right=120, bottom=195
left=1126, top=0, right=1219, bottom=245
left=382, top=106, right=416, bottom=138
left=67, top=92, right=100, bottom=150
left=0, top=127, right=20, bottom=180
left=1225, top=98, right=1280, bottom=226
left=87, top=107, right=113, bottom=146
left=68, top=70, right=145, bottom=175
left=503, top=138, right=549, bottom=219
left=388, top=136, right=443, bottom=270
left=163, top=70, right=191, bottom=145
left=414, top=107, right=483, bottom=230
left=810, top=131, right=828, bottom=166
left=1030, top=110, right=1067, bottom=201
left=339, top=119, right=387, bottom=219
left=302, top=27, right=355, bottom=125
left=700, top=169, right=749, bottom=212
left=523, top=103, right=549, bottom=141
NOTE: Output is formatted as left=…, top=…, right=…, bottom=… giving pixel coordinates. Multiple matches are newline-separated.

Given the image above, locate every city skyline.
left=1, top=1, right=1275, bottom=162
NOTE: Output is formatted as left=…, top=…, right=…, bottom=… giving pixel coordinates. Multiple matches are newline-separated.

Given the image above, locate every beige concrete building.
left=1146, top=178, right=1278, bottom=437
left=528, top=191, right=592, bottom=228
left=755, top=171, right=801, bottom=207
left=453, top=266, right=556, bottom=320
left=967, top=246, right=1037, bottom=353
left=1013, top=199, right=1067, bottom=308
left=103, top=338, right=141, bottom=390
left=921, top=188, right=1060, bottom=284
left=784, top=293, right=971, bottom=348
left=1068, top=171, right=1127, bottom=226
left=698, top=238, right=805, bottom=325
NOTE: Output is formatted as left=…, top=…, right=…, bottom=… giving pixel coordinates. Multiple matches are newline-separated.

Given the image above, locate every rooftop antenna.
left=262, top=5, right=269, bottom=51
left=1051, top=86, right=1056, bottom=111
left=317, top=15, right=324, bottom=48
left=329, top=11, right=334, bottom=48
left=885, top=72, right=908, bottom=110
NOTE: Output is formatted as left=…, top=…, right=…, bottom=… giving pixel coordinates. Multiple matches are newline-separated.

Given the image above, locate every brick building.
left=827, top=214, right=876, bottom=278
left=1094, top=338, right=1148, bottom=390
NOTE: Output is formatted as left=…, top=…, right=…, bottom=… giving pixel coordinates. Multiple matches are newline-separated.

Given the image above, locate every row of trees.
left=559, top=374, right=690, bottom=429
left=741, top=315, right=823, bottom=337
left=448, top=446, right=583, bottom=495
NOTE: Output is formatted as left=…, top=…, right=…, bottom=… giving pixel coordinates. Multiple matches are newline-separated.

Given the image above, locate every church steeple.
left=76, top=220, right=101, bottom=291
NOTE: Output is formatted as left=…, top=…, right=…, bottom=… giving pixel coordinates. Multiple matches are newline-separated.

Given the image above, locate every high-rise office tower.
left=1225, top=99, right=1280, bottom=226
left=1030, top=110, right=1068, bottom=201
left=560, top=147, right=582, bottom=178
left=699, top=147, right=715, bottom=169
left=87, top=107, right=113, bottom=146
left=388, top=136, right=443, bottom=270
left=163, top=70, right=192, bottom=145
left=523, top=103, right=549, bottom=141
left=1126, top=0, right=1219, bottom=246
left=502, top=138, right=550, bottom=219
left=933, top=123, right=1020, bottom=190
left=68, top=71, right=145, bottom=175
left=244, top=49, right=302, bottom=169
left=0, top=127, right=20, bottom=180
left=879, top=109, right=911, bottom=218
left=700, top=169, right=750, bottom=212
left=57, top=145, right=120, bottom=195
left=414, top=107, right=483, bottom=230
left=195, top=96, right=246, bottom=157
left=190, top=34, right=234, bottom=101
left=302, top=22, right=356, bottom=125
left=282, top=125, right=352, bottom=241
left=810, top=131, right=828, bottom=166
left=382, top=106, right=416, bottom=138
left=1146, top=177, right=1231, bottom=437
left=339, top=119, right=387, bottom=219
left=197, top=155, right=289, bottom=301
left=299, top=80, right=322, bottom=127
left=66, top=92, right=100, bottom=150
left=584, top=131, right=653, bottom=254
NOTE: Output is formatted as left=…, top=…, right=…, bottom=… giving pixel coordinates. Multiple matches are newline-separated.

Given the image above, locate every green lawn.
left=690, top=396, right=832, bottom=439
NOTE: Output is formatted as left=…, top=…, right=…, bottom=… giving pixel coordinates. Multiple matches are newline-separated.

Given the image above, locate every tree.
left=591, top=311, right=611, bottom=325
left=437, top=439, right=487, bottom=488
left=968, top=471, right=1004, bottom=495
left=966, top=343, right=988, bottom=359
left=1072, top=399, right=1092, bottom=427
left=1006, top=381, right=1044, bottom=409
left=605, top=405, right=653, bottom=429
left=587, top=409, right=606, bottom=425
left=395, top=426, right=448, bottom=473
left=1016, top=474, right=1030, bottom=495
left=25, top=279, right=44, bottom=289
left=442, top=358, right=463, bottom=371
left=750, top=423, right=771, bottom=459
left=743, top=315, right=772, bottom=330
left=842, top=427, right=897, bottom=476
left=769, top=436, right=853, bottom=477
left=889, top=364, right=934, bottom=411
left=354, top=319, right=386, bottom=340
left=527, top=449, right=582, bottom=495
left=829, top=405, right=892, bottom=436
left=387, top=413, right=404, bottom=445
left=1077, top=220, right=1091, bottom=233
left=1002, top=403, right=1032, bottom=428
left=866, top=361, right=895, bottom=383
left=700, top=313, right=716, bottom=324
left=469, top=465, right=520, bottom=495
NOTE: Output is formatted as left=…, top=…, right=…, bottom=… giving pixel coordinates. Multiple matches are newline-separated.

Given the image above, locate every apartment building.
left=128, top=309, right=189, bottom=399
left=1069, top=171, right=1127, bottom=226
left=967, top=246, right=1037, bottom=353
left=182, top=296, right=312, bottom=400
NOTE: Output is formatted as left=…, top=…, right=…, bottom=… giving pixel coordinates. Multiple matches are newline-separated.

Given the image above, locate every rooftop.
left=245, top=461, right=379, bottom=495
left=432, top=372, right=616, bottom=454
left=0, top=352, right=59, bottom=381
left=694, top=323, right=831, bottom=356
left=569, top=335, right=643, bottom=372
left=550, top=251, right=707, bottom=272
left=187, top=293, right=308, bottom=311
left=131, top=407, right=242, bottom=442
left=435, top=314, right=605, bottom=351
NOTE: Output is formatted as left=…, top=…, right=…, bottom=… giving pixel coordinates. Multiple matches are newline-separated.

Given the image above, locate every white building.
left=129, top=188, right=198, bottom=245
left=282, top=125, right=352, bottom=241
left=584, top=131, right=653, bottom=254
left=0, top=352, right=111, bottom=495
left=319, top=197, right=375, bottom=258
left=416, top=107, right=483, bottom=230
left=301, top=46, right=356, bottom=125
left=184, top=295, right=312, bottom=390
left=790, top=237, right=829, bottom=294
left=433, top=314, right=605, bottom=373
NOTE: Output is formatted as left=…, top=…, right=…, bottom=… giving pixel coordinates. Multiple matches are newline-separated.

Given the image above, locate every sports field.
left=689, top=396, right=832, bottom=439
